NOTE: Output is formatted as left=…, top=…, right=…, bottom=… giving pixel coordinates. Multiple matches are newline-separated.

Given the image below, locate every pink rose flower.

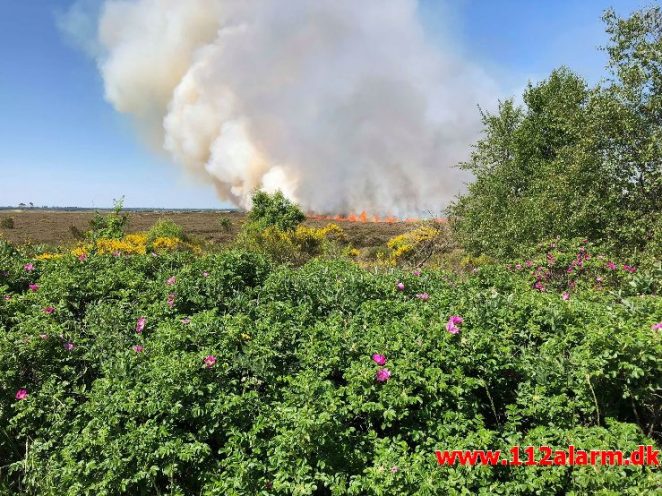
left=446, top=315, right=463, bottom=334
left=24, top=263, right=34, bottom=272
left=63, top=342, right=75, bottom=351
left=136, top=317, right=146, bottom=334
left=375, top=368, right=391, bottom=382
left=372, top=354, right=387, bottom=366
left=29, top=283, right=39, bottom=292
left=562, top=292, right=570, bottom=301
left=132, top=345, right=144, bottom=353
left=43, top=306, right=55, bottom=314
left=15, top=389, right=28, bottom=401
left=396, top=282, right=405, bottom=291
left=203, top=355, right=217, bottom=368
left=166, top=276, right=176, bottom=286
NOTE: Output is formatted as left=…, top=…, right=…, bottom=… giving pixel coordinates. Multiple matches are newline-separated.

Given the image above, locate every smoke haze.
left=62, top=0, right=498, bottom=215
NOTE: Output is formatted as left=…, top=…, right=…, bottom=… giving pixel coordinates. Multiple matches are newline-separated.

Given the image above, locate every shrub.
left=147, top=219, right=185, bottom=241
left=71, top=231, right=198, bottom=258
left=0, top=217, right=15, bottom=229
left=146, top=219, right=187, bottom=251
left=247, top=190, right=305, bottom=231
left=219, top=217, right=232, bottom=232
left=236, top=223, right=345, bottom=265
left=384, top=222, right=454, bottom=267
left=87, top=198, right=129, bottom=242
left=0, top=247, right=659, bottom=494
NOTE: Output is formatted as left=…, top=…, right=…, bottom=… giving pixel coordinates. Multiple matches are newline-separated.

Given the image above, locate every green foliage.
left=0, top=240, right=660, bottom=494
left=247, top=190, right=305, bottom=231
left=0, top=217, right=15, bottom=229
left=0, top=7, right=660, bottom=494
left=87, top=198, right=129, bottom=242
left=236, top=223, right=340, bottom=266
left=238, top=190, right=333, bottom=265
left=146, top=219, right=186, bottom=245
left=218, top=217, right=232, bottom=233
left=450, top=6, right=662, bottom=259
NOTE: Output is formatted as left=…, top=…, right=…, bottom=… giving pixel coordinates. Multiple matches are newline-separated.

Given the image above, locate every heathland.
left=0, top=6, right=660, bottom=495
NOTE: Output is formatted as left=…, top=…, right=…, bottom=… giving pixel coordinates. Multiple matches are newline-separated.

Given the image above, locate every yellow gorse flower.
left=35, top=253, right=64, bottom=261
left=386, top=226, right=438, bottom=265
left=70, top=233, right=196, bottom=257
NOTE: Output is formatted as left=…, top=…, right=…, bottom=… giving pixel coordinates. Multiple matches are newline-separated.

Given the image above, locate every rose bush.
left=0, top=241, right=660, bottom=494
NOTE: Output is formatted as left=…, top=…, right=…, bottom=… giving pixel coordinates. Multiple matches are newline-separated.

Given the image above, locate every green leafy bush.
left=87, top=198, right=129, bottom=242
left=218, top=217, right=232, bottom=232
left=247, top=190, right=305, bottom=231
left=236, top=223, right=343, bottom=266
left=146, top=219, right=187, bottom=245
left=0, top=241, right=659, bottom=494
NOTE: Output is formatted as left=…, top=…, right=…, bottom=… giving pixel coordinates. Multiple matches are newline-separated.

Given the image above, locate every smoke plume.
left=64, top=0, right=497, bottom=215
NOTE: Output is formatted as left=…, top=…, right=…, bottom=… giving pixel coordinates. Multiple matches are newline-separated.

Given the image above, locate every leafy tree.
left=450, top=6, right=661, bottom=258
left=246, top=190, right=305, bottom=231
left=600, top=5, right=662, bottom=248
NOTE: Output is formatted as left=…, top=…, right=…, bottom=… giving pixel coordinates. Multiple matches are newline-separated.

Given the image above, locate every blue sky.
left=0, top=0, right=649, bottom=208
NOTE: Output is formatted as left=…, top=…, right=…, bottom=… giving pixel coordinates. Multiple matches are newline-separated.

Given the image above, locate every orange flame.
left=306, top=211, right=446, bottom=224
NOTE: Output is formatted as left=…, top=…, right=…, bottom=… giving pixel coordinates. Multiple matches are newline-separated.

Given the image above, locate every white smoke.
left=63, top=0, right=497, bottom=215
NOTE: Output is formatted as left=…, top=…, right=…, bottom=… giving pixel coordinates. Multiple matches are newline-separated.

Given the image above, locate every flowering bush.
left=0, top=240, right=660, bottom=494
left=507, top=238, right=661, bottom=297
left=236, top=223, right=347, bottom=265
left=71, top=232, right=198, bottom=258
left=383, top=222, right=454, bottom=267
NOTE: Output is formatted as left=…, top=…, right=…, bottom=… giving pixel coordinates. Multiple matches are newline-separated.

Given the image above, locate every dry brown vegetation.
left=0, top=210, right=415, bottom=248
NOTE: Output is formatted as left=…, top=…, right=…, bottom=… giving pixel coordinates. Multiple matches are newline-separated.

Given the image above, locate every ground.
left=0, top=210, right=416, bottom=248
